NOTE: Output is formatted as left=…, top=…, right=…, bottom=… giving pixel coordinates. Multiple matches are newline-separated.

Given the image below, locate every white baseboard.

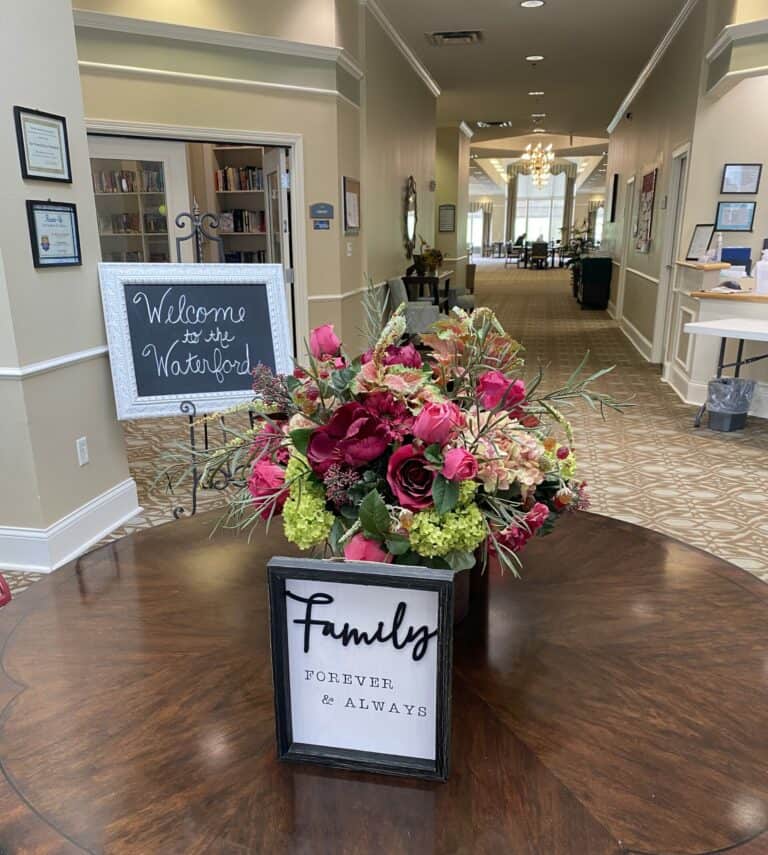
left=607, top=301, right=617, bottom=319
left=619, top=316, right=653, bottom=361
left=0, top=478, right=141, bottom=572
left=663, top=363, right=768, bottom=419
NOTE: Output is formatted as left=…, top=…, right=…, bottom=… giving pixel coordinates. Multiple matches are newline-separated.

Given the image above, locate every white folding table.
left=682, top=317, right=768, bottom=427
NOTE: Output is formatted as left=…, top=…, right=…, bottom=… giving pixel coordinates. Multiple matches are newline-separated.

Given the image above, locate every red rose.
left=307, top=403, right=390, bottom=476
left=361, top=391, right=414, bottom=440
left=441, top=448, right=478, bottom=482
left=386, top=444, right=435, bottom=511
left=344, top=533, right=393, bottom=563
left=477, top=371, right=526, bottom=411
left=309, top=324, right=341, bottom=360
left=412, top=401, right=463, bottom=446
left=247, top=459, right=287, bottom=520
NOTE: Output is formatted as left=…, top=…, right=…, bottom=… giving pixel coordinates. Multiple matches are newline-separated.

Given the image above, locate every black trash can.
left=706, top=377, right=756, bottom=431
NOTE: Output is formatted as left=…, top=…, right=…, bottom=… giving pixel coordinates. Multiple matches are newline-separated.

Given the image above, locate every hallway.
left=476, top=259, right=768, bottom=580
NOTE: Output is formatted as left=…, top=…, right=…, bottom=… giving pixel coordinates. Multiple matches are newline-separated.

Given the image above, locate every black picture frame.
left=715, top=200, right=756, bottom=232
left=609, top=174, right=619, bottom=223
left=720, top=163, right=762, bottom=195
left=26, top=200, right=81, bottom=268
left=267, top=556, right=454, bottom=781
left=438, top=204, right=456, bottom=233
left=14, top=106, right=72, bottom=183
left=685, top=223, right=715, bottom=260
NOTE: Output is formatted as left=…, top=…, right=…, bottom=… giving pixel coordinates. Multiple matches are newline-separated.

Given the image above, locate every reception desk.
left=665, top=261, right=768, bottom=418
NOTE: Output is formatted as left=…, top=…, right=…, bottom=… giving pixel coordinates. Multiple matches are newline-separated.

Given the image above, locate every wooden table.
left=1, top=512, right=768, bottom=854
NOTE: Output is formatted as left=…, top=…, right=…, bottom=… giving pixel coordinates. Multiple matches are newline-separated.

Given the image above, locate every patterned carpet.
left=3, top=260, right=767, bottom=593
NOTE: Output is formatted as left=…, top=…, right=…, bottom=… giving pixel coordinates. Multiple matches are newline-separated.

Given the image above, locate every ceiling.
left=376, top=0, right=687, bottom=142
left=469, top=153, right=609, bottom=198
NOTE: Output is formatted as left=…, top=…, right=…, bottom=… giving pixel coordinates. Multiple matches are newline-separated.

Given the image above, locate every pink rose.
left=525, top=502, right=550, bottom=531
left=344, top=533, right=393, bottom=563
left=251, top=421, right=289, bottom=465
left=412, top=401, right=463, bottom=446
left=310, top=324, right=341, bottom=360
left=307, top=403, right=390, bottom=476
left=477, top=371, right=526, bottom=411
left=386, top=444, right=436, bottom=511
left=441, top=448, right=478, bottom=482
left=247, top=459, right=287, bottom=520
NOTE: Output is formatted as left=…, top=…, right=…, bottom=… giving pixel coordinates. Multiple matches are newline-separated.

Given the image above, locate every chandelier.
left=521, top=142, right=555, bottom=188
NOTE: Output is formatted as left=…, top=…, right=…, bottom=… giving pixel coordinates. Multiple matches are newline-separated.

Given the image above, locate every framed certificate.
left=715, top=201, right=756, bottom=232
left=26, top=201, right=81, bottom=268
left=685, top=224, right=715, bottom=260
left=721, top=163, right=762, bottom=195
left=14, top=106, right=72, bottom=183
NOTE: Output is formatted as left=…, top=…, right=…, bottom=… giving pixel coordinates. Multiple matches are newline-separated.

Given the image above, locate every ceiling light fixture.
left=526, top=55, right=544, bottom=62
left=520, top=0, right=545, bottom=7
left=533, top=128, right=546, bottom=134
left=521, top=142, right=555, bottom=189
left=531, top=113, right=547, bottom=118
left=528, top=90, right=545, bottom=96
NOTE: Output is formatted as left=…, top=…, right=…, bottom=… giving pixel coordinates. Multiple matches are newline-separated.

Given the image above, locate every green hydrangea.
left=559, top=452, right=577, bottom=480
left=282, top=455, right=333, bottom=549
left=409, top=502, right=486, bottom=558
left=458, top=480, right=478, bottom=507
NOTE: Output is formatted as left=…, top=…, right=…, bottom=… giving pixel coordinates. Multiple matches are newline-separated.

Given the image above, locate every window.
left=467, top=210, right=484, bottom=250
left=513, top=171, right=567, bottom=242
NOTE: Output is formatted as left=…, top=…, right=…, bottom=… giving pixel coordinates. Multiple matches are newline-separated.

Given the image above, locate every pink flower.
left=310, top=324, right=341, bottom=360
left=477, top=371, right=526, bottom=411
left=251, top=421, right=289, bottom=465
left=307, top=403, right=390, bottom=476
left=361, top=391, right=414, bottom=440
left=525, top=502, right=550, bottom=531
left=386, top=444, right=436, bottom=511
left=412, top=401, right=463, bottom=446
left=344, top=533, right=393, bottom=563
left=247, top=459, right=287, bottom=520
left=557, top=446, right=570, bottom=460
left=361, top=343, right=423, bottom=369
left=441, top=448, right=478, bottom=482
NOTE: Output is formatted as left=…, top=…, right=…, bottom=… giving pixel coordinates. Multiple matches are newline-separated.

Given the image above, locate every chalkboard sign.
left=99, top=263, right=293, bottom=420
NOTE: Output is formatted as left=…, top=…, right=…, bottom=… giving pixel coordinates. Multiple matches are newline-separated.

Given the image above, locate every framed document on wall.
left=26, top=201, right=81, bottom=268
left=14, top=107, right=72, bottom=183
left=721, top=163, right=762, bottom=195
left=715, top=201, right=756, bottom=232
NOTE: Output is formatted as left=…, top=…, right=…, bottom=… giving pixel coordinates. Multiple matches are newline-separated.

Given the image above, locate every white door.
left=88, top=136, right=193, bottom=263
left=263, top=146, right=294, bottom=353
left=616, top=177, right=636, bottom=320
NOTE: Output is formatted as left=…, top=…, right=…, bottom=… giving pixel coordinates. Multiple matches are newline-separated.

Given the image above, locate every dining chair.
left=530, top=242, right=549, bottom=269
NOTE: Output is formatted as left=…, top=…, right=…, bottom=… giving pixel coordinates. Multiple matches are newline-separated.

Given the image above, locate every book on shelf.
left=140, top=167, right=165, bottom=192
left=143, top=208, right=168, bottom=233
left=224, top=250, right=267, bottom=264
left=98, top=212, right=141, bottom=234
left=220, top=209, right=266, bottom=234
left=214, top=165, right=264, bottom=192
left=93, top=169, right=137, bottom=193
left=104, top=250, right=144, bottom=262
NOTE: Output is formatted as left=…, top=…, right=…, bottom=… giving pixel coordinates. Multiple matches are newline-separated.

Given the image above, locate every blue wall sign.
left=309, top=203, right=334, bottom=220
left=313, top=219, right=331, bottom=230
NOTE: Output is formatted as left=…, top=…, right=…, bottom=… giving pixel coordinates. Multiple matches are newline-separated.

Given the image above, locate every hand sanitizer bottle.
left=714, top=232, right=723, bottom=262
left=755, top=249, right=768, bottom=294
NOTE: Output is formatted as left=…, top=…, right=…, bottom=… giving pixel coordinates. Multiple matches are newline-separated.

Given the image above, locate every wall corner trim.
left=71, top=8, right=364, bottom=80
left=0, top=478, right=142, bottom=572
left=706, top=19, right=768, bottom=63
left=358, top=0, right=441, bottom=97
left=607, top=0, right=699, bottom=134
left=459, top=121, right=474, bottom=138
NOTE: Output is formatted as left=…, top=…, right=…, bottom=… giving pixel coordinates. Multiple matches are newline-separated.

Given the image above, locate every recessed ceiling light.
left=520, top=0, right=545, bottom=6
left=528, top=91, right=545, bottom=96
left=533, top=128, right=546, bottom=134
left=531, top=113, right=547, bottom=118
left=526, top=55, right=544, bottom=62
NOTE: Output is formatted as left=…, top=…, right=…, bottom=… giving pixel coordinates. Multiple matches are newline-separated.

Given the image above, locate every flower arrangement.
left=166, top=300, right=621, bottom=576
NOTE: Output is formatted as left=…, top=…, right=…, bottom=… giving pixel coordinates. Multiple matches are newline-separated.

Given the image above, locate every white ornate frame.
left=99, top=263, right=293, bottom=420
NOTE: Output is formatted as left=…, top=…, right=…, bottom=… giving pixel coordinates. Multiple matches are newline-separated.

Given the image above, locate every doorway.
left=616, top=176, right=636, bottom=320
left=86, top=122, right=306, bottom=356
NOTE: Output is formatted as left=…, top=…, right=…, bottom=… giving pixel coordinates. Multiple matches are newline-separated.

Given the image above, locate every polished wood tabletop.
left=1, top=512, right=767, bottom=854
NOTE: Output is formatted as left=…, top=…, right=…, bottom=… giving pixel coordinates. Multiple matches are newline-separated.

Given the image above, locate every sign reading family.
left=99, top=263, right=293, bottom=420
left=268, top=557, right=454, bottom=780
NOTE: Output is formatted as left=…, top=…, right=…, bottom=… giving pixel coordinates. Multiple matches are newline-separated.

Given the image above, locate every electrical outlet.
left=346, top=241, right=353, bottom=257
left=76, top=436, right=89, bottom=466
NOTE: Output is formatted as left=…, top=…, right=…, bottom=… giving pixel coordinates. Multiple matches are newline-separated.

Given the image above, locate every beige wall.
left=605, top=0, right=708, bottom=350
left=363, top=11, right=437, bottom=285
left=435, top=127, right=470, bottom=286
left=0, top=0, right=132, bottom=530
left=74, top=0, right=337, bottom=46
left=734, top=0, right=768, bottom=23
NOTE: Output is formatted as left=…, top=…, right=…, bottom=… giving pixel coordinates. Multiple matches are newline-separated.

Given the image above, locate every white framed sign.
left=268, top=557, right=454, bottom=781
left=98, top=263, right=293, bottom=420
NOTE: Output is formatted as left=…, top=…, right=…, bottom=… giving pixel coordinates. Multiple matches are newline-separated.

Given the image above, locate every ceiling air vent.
left=426, top=30, right=483, bottom=47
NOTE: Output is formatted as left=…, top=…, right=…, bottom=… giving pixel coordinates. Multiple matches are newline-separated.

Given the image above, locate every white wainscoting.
left=0, top=479, right=141, bottom=572
left=619, top=316, right=654, bottom=361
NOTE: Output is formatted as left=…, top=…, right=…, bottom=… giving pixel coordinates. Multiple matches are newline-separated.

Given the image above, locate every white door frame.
left=654, top=142, right=690, bottom=367
left=85, top=119, right=308, bottom=357
left=616, top=176, right=636, bottom=320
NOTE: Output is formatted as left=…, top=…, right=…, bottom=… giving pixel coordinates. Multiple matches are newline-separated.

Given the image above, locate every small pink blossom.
left=412, top=401, right=463, bottom=446
left=310, top=324, right=341, bottom=360
left=557, top=447, right=570, bottom=460
left=441, top=448, right=478, bottom=482
left=247, top=459, right=287, bottom=520
left=477, top=371, right=526, bottom=411
left=344, top=533, right=392, bottom=563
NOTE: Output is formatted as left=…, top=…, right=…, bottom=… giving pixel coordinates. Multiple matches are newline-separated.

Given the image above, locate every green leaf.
left=443, top=549, right=476, bottom=571
left=284, top=375, right=301, bottom=392
left=424, top=443, right=444, bottom=466
left=329, top=367, right=356, bottom=395
left=358, top=490, right=391, bottom=539
left=432, top=474, right=459, bottom=515
left=329, top=517, right=346, bottom=555
left=394, top=550, right=424, bottom=567
left=385, top=534, right=411, bottom=556
left=290, top=428, right=313, bottom=456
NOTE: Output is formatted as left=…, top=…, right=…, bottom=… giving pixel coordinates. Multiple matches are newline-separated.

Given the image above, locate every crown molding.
left=607, top=0, right=699, bottom=134
left=707, top=18, right=768, bottom=62
left=459, top=121, right=474, bottom=138
left=359, top=0, right=441, bottom=97
left=72, top=9, right=364, bottom=80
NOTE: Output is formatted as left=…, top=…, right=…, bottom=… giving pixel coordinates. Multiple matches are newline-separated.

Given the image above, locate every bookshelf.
left=89, top=157, right=171, bottom=262
left=211, top=145, right=268, bottom=264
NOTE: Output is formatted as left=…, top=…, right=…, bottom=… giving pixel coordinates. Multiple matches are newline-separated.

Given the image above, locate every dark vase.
left=453, top=557, right=487, bottom=624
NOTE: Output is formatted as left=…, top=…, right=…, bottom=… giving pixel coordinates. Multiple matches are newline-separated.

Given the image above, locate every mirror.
left=404, top=176, right=418, bottom=258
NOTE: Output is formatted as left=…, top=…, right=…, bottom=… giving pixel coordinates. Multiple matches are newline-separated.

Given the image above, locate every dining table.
left=0, top=511, right=767, bottom=853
